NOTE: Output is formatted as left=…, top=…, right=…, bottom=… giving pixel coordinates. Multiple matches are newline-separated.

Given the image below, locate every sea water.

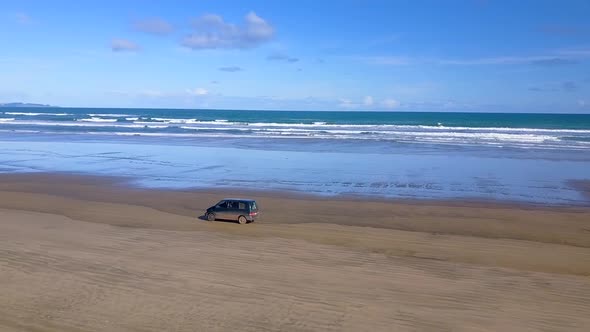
left=1, top=108, right=589, bottom=205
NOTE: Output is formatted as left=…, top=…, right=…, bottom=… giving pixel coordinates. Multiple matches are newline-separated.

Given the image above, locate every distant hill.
left=0, top=102, right=57, bottom=108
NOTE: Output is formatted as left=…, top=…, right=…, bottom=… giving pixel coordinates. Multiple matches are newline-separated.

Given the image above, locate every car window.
left=217, top=201, right=227, bottom=208
left=238, top=202, right=246, bottom=210
left=250, top=202, right=257, bottom=210
left=226, top=201, right=235, bottom=209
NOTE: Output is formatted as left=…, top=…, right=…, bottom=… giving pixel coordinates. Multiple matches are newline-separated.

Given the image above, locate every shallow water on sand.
left=1, top=132, right=589, bottom=205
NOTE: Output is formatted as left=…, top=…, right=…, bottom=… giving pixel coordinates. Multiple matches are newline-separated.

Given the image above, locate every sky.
left=1, top=0, right=589, bottom=113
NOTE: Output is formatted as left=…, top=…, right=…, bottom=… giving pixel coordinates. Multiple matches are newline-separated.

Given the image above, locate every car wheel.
left=207, top=213, right=216, bottom=221
left=238, top=215, right=247, bottom=224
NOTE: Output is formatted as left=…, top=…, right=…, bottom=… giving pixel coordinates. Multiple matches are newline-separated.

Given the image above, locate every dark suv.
left=205, top=199, right=259, bottom=224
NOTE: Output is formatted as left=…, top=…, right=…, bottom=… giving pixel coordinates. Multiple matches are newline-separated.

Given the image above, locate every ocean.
left=1, top=107, right=590, bottom=205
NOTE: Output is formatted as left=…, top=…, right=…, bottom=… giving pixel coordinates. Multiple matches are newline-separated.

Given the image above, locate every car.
left=205, top=198, right=259, bottom=224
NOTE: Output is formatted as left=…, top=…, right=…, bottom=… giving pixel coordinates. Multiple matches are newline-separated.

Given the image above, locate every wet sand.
left=1, top=173, right=589, bottom=331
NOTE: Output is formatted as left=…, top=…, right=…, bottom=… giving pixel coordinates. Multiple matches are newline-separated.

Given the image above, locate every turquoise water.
left=4, top=107, right=590, bottom=128
left=2, top=108, right=590, bottom=150
left=1, top=107, right=590, bottom=204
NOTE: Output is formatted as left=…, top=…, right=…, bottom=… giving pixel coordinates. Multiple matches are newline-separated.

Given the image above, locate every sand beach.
left=1, top=173, right=589, bottom=331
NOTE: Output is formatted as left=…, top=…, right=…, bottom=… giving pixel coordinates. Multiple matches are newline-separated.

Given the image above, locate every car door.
left=225, top=200, right=238, bottom=220
left=237, top=201, right=247, bottom=217
left=215, top=200, right=229, bottom=219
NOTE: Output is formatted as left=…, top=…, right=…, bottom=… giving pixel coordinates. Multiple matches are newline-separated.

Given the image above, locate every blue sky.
left=1, top=0, right=589, bottom=112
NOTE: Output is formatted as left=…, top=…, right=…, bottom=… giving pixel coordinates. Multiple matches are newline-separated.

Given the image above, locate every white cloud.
left=381, top=98, right=400, bottom=109
left=438, top=55, right=578, bottom=65
left=218, top=66, right=243, bottom=72
left=133, top=18, right=173, bottom=35
left=267, top=53, right=299, bottom=63
left=140, top=90, right=165, bottom=97
left=367, top=55, right=563, bottom=66
left=364, top=47, right=590, bottom=67
left=338, top=99, right=357, bottom=109
left=186, top=88, right=209, bottom=96
left=111, top=39, right=140, bottom=52
left=182, top=11, right=274, bottom=50
left=339, top=96, right=398, bottom=110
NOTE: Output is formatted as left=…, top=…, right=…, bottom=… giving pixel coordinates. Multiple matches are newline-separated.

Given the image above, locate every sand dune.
left=1, top=174, right=589, bottom=331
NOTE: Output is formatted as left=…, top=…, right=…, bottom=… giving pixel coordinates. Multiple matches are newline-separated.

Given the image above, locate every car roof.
left=222, top=198, right=256, bottom=202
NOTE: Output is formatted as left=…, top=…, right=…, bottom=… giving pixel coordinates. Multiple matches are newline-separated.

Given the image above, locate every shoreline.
left=3, top=134, right=590, bottom=206
left=3, top=171, right=590, bottom=210
left=2, top=172, right=590, bottom=251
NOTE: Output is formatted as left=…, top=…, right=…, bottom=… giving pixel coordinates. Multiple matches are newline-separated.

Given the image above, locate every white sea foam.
left=382, top=131, right=560, bottom=143
left=4, top=112, right=71, bottom=116
left=234, top=122, right=590, bottom=134
left=0, top=126, right=580, bottom=150
left=179, top=126, right=247, bottom=131
left=1, top=119, right=585, bottom=138
left=112, top=132, right=315, bottom=139
left=87, top=113, right=133, bottom=117
left=78, top=117, right=118, bottom=123
left=0, top=120, right=145, bottom=128
left=150, top=117, right=196, bottom=123
left=412, top=125, right=590, bottom=134
left=139, top=119, right=238, bottom=125
left=99, top=131, right=572, bottom=152
left=121, top=118, right=590, bottom=134
left=1, top=116, right=589, bottom=150
left=0, top=129, right=40, bottom=133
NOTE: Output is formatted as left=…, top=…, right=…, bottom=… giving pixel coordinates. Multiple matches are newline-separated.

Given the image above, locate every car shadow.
left=197, top=214, right=243, bottom=224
